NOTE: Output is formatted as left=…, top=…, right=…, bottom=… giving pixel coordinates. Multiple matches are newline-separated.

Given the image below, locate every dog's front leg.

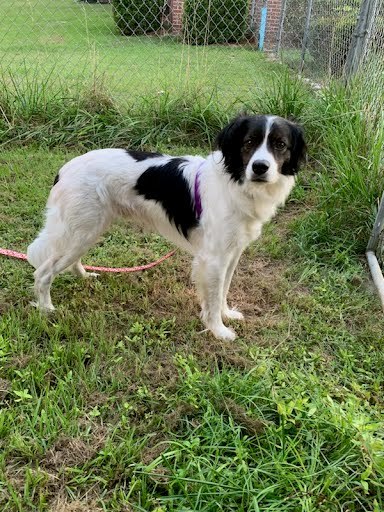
left=221, top=247, right=244, bottom=321
left=192, top=254, right=236, bottom=341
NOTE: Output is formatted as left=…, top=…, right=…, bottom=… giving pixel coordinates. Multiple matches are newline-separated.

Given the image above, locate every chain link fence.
left=354, top=0, right=384, bottom=101
left=278, top=0, right=360, bottom=79
left=277, top=0, right=384, bottom=94
left=0, top=0, right=269, bottom=104
left=0, top=0, right=383, bottom=100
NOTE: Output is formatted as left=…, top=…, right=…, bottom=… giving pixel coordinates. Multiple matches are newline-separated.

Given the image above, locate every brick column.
left=171, top=0, right=184, bottom=34
left=263, top=0, right=283, bottom=52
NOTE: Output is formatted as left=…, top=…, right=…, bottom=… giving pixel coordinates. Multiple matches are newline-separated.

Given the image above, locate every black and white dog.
left=28, top=115, right=306, bottom=340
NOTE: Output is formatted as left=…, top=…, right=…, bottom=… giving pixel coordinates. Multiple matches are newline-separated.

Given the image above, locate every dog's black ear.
left=283, top=123, right=307, bottom=175
left=216, top=115, right=248, bottom=152
left=216, top=116, right=250, bottom=182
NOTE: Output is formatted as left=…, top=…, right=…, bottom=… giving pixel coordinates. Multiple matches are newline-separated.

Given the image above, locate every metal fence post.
left=250, top=0, right=258, bottom=41
left=344, top=0, right=380, bottom=81
left=258, top=0, right=268, bottom=50
left=275, top=0, right=288, bottom=54
left=300, top=0, right=314, bottom=74
left=366, top=192, right=384, bottom=311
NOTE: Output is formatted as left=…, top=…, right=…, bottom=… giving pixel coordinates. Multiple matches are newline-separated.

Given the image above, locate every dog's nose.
left=252, top=160, right=270, bottom=176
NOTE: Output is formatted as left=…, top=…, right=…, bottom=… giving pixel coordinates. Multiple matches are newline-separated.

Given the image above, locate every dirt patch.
left=42, top=427, right=107, bottom=472
left=190, top=334, right=255, bottom=372
left=4, top=464, right=62, bottom=508
left=215, top=350, right=254, bottom=371
left=141, top=353, right=179, bottom=393
left=49, top=496, right=105, bottom=512
left=146, top=465, right=170, bottom=487
left=140, top=434, right=169, bottom=465
left=0, top=378, right=11, bottom=400
left=232, top=256, right=287, bottom=316
left=4, top=460, right=107, bottom=512
left=164, top=402, right=200, bottom=431
left=6, top=354, right=33, bottom=370
left=214, top=398, right=267, bottom=436
left=83, top=390, right=111, bottom=409
left=3, top=465, right=27, bottom=495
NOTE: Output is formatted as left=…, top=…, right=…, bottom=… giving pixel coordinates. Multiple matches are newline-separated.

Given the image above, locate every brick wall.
left=170, top=0, right=184, bottom=34
left=168, top=0, right=282, bottom=50
left=263, top=0, right=283, bottom=52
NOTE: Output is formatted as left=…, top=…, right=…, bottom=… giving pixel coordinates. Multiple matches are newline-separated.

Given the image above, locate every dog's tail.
left=27, top=233, right=51, bottom=269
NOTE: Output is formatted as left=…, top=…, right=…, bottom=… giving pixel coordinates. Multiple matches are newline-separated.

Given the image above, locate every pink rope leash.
left=0, top=247, right=176, bottom=273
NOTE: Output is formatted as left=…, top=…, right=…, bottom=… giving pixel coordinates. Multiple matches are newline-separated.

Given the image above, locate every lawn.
left=0, top=0, right=283, bottom=103
left=0, top=147, right=384, bottom=511
left=1, top=1, right=384, bottom=509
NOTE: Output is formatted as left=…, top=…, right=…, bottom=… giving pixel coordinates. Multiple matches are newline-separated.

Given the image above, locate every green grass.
left=248, top=73, right=384, bottom=262
left=0, top=76, right=232, bottom=149
left=0, top=0, right=283, bottom=102
left=1, top=147, right=384, bottom=511
left=1, top=7, right=384, bottom=508
left=295, top=83, right=384, bottom=260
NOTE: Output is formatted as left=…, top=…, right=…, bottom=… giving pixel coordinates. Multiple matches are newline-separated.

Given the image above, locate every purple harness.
left=194, top=161, right=205, bottom=220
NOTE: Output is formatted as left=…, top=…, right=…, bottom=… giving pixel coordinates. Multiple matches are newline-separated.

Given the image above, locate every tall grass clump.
left=247, top=71, right=384, bottom=261
left=295, top=82, right=384, bottom=262
left=132, top=89, right=230, bottom=147
left=0, top=70, right=129, bottom=148
left=0, top=70, right=233, bottom=150
left=247, top=70, right=313, bottom=122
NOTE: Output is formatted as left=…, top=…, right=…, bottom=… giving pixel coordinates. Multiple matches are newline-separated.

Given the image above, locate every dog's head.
left=216, top=115, right=306, bottom=184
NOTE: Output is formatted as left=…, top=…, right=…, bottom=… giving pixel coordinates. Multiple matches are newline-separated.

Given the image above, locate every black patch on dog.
left=135, top=158, right=198, bottom=238
left=126, top=150, right=163, bottom=162
left=265, top=119, right=306, bottom=176
left=279, top=123, right=307, bottom=175
left=53, top=174, right=59, bottom=186
left=216, top=115, right=267, bottom=182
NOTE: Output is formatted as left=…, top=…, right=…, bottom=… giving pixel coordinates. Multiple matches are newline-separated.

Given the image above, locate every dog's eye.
left=243, top=139, right=253, bottom=149
left=275, top=141, right=286, bottom=150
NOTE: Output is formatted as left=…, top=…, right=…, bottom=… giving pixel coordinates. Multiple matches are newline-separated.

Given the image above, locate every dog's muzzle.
left=251, top=160, right=270, bottom=182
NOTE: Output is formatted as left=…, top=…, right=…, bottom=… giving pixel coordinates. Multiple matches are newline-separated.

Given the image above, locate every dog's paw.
left=85, top=272, right=100, bottom=278
left=222, top=308, right=244, bottom=321
left=30, top=301, right=55, bottom=313
left=212, top=324, right=237, bottom=341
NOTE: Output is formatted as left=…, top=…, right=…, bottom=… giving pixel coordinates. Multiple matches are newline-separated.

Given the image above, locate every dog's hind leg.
left=32, top=257, right=56, bottom=311
left=32, top=224, right=109, bottom=311
left=33, top=250, right=92, bottom=311
left=30, top=187, right=114, bottom=309
left=69, top=260, right=99, bottom=279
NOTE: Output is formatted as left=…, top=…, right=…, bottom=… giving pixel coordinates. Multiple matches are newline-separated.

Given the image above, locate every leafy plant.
left=183, top=0, right=249, bottom=45
left=112, top=0, right=163, bottom=35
